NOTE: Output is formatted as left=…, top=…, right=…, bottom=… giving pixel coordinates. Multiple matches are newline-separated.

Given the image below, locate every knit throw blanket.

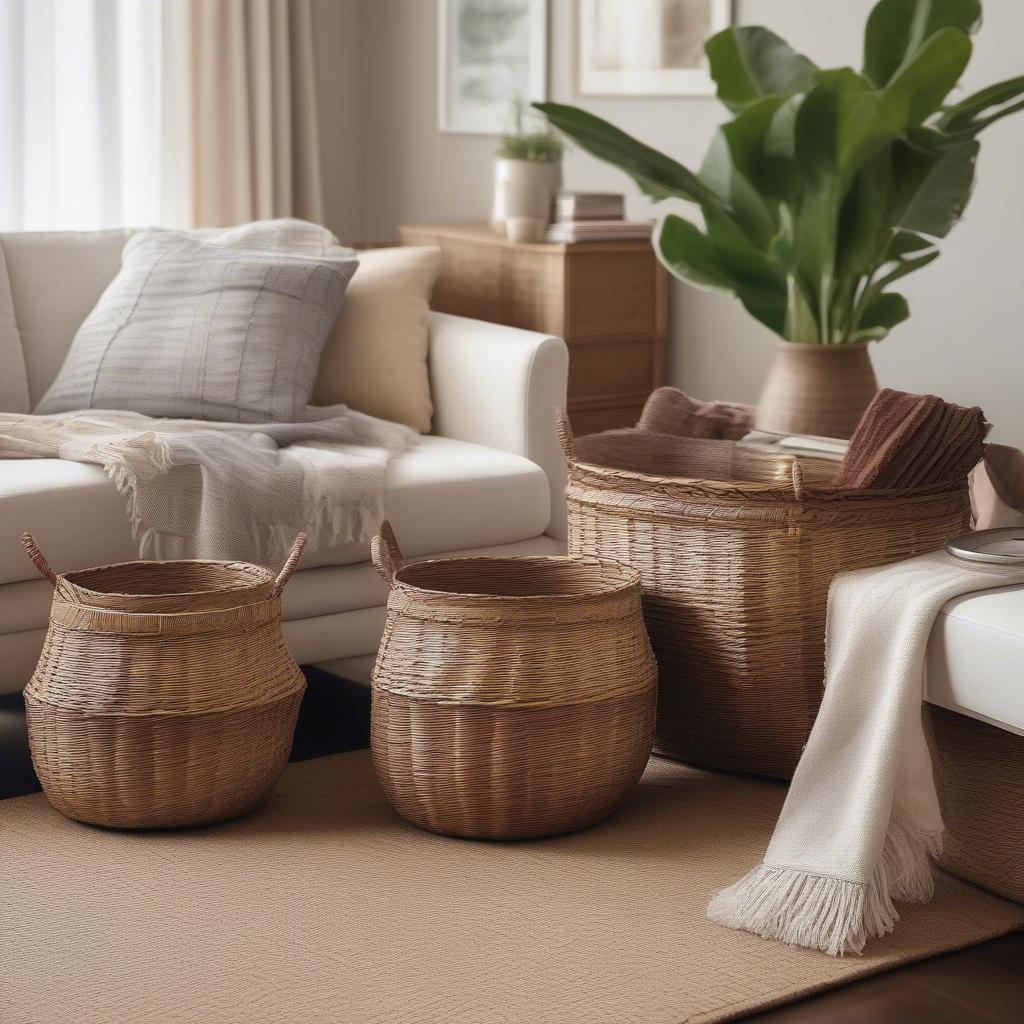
left=0, top=408, right=417, bottom=562
left=709, top=550, right=1024, bottom=957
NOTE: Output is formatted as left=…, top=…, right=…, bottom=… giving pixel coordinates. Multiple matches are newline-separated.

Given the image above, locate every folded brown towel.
left=833, top=388, right=987, bottom=489
left=637, top=387, right=754, bottom=440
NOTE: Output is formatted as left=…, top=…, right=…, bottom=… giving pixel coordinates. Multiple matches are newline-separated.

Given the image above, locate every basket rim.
left=390, top=554, right=641, bottom=602
left=570, top=456, right=970, bottom=501
left=56, top=556, right=274, bottom=600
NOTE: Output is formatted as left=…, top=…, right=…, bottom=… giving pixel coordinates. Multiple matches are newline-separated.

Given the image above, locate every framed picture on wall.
left=577, top=0, right=732, bottom=96
left=438, top=0, right=548, bottom=134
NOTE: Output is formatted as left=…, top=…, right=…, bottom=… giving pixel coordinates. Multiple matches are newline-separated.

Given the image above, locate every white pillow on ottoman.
left=35, top=229, right=358, bottom=422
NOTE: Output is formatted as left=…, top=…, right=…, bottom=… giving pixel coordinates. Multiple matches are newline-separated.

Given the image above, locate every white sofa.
left=0, top=229, right=1021, bottom=749
left=0, top=229, right=569, bottom=693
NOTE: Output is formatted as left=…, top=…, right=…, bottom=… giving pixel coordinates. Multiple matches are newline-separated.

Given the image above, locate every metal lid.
left=945, top=527, right=1024, bottom=564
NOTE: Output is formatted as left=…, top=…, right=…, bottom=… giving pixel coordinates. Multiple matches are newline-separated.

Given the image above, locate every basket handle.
left=555, top=407, right=577, bottom=466
left=270, top=533, right=307, bottom=599
left=790, top=460, right=805, bottom=502
left=371, top=520, right=404, bottom=586
left=20, top=533, right=58, bottom=587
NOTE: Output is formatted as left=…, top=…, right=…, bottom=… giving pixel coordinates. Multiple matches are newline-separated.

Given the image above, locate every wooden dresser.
left=399, top=222, right=667, bottom=433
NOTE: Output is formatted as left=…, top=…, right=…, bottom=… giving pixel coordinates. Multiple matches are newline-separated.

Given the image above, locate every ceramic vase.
left=754, top=341, right=879, bottom=440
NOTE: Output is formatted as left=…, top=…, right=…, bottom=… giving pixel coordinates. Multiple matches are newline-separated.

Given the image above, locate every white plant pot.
left=491, top=158, right=561, bottom=230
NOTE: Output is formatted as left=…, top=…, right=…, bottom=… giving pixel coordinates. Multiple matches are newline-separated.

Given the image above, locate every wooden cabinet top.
left=399, top=222, right=656, bottom=256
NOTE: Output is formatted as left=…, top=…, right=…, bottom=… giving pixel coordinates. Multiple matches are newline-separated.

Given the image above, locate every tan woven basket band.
left=24, top=684, right=304, bottom=719
left=570, top=463, right=801, bottom=499
left=569, top=464, right=969, bottom=507
left=567, top=486, right=970, bottom=527
left=373, top=678, right=656, bottom=709
left=386, top=586, right=643, bottom=625
left=48, top=597, right=283, bottom=636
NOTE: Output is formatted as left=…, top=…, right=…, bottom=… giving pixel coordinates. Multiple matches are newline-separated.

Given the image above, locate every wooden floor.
left=2, top=673, right=1021, bottom=1021
left=748, top=931, right=1024, bottom=1022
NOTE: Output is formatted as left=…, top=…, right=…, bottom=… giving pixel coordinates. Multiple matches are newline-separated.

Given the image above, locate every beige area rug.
left=2, top=750, right=1021, bottom=1024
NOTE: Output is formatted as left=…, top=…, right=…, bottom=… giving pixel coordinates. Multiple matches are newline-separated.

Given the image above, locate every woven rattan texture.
left=370, top=526, right=657, bottom=838
left=3, top=750, right=1022, bottom=1024
left=929, top=705, right=1024, bottom=902
left=560, top=418, right=972, bottom=779
left=20, top=534, right=306, bottom=828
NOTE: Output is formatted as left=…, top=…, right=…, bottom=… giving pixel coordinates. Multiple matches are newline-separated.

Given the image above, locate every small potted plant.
left=492, top=99, right=564, bottom=242
left=537, top=0, right=1024, bottom=437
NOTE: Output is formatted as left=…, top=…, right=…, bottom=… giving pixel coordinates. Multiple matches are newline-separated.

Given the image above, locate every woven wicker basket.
left=557, top=412, right=972, bottom=779
left=370, top=522, right=657, bottom=839
left=21, top=533, right=307, bottom=829
left=928, top=704, right=1024, bottom=903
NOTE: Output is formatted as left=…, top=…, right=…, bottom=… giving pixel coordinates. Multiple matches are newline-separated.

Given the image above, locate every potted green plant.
left=537, top=0, right=1024, bottom=437
left=492, top=99, right=565, bottom=241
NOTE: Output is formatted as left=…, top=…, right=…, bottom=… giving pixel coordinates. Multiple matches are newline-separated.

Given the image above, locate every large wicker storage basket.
left=928, top=705, right=1024, bottom=903
left=370, top=522, right=657, bottom=839
left=21, top=533, right=307, bottom=829
left=557, top=413, right=972, bottom=779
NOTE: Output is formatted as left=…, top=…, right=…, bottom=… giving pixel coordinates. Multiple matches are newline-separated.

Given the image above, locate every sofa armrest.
left=428, top=312, right=569, bottom=539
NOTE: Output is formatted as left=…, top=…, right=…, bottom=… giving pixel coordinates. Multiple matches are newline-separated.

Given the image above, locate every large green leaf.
left=655, top=214, right=736, bottom=292
left=835, top=152, right=889, bottom=280
left=851, top=291, right=910, bottom=341
left=705, top=27, right=818, bottom=111
left=761, top=94, right=805, bottom=201
left=703, top=206, right=788, bottom=296
left=886, top=229, right=935, bottom=257
left=878, top=26, right=972, bottom=126
left=718, top=95, right=797, bottom=200
left=533, top=103, right=727, bottom=210
left=938, top=75, right=1024, bottom=131
left=795, top=71, right=902, bottom=183
left=874, top=248, right=939, bottom=289
left=792, top=182, right=842, bottom=339
left=887, top=134, right=979, bottom=236
left=657, top=214, right=787, bottom=335
left=699, top=111, right=779, bottom=246
left=863, top=0, right=981, bottom=87
left=949, top=97, right=1024, bottom=138
left=785, top=275, right=820, bottom=342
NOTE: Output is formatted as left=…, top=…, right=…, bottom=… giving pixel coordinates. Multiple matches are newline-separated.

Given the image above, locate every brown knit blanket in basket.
left=637, top=387, right=754, bottom=440
left=834, top=389, right=988, bottom=490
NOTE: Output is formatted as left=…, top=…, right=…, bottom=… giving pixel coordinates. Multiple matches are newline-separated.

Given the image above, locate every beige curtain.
left=190, top=0, right=323, bottom=227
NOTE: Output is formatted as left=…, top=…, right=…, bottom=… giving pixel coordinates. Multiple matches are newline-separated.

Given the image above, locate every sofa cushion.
left=35, top=231, right=358, bottom=421
left=0, top=229, right=131, bottom=406
left=0, top=243, right=31, bottom=413
left=313, top=246, right=440, bottom=433
left=0, top=435, right=550, bottom=586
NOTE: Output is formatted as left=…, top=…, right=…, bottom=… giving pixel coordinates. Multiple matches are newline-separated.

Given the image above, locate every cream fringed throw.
left=0, top=408, right=416, bottom=562
left=709, top=550, right=1024, bottom=957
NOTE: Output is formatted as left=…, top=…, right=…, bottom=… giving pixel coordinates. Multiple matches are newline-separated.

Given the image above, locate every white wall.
left=315, top=0, right=1024, bottom=443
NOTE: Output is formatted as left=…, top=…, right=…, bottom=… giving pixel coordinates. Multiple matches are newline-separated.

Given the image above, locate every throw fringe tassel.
left=707, top=816, right=942, bottom=957
left=98, top=435, right=386, bottom=562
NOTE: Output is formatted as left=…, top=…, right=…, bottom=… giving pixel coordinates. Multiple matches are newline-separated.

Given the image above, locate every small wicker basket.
left=370, top=522, right=657, bottom=839
left=21, top=533, right=308, bottom=829
left=557, top=411, right=972, bottom=779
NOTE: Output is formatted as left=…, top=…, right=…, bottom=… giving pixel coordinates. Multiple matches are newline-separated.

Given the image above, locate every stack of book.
left=546, top=191, right=654, bottom=243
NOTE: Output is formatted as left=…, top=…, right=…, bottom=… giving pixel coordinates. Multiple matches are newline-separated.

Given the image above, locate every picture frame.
left=438, top=0, right=548, bottom=134
left=576, top=0, right=732, bottom=97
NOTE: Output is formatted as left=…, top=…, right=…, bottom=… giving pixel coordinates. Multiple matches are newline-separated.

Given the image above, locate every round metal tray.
left=944, top=527, right=1024, bottom=565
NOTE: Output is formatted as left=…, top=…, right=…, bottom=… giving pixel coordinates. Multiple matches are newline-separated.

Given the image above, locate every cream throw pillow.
left=313, top=246, right=440, bottom=433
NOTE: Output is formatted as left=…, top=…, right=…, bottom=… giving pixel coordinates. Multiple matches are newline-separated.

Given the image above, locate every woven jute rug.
left=3, top=750, right=1021, bottom=1024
